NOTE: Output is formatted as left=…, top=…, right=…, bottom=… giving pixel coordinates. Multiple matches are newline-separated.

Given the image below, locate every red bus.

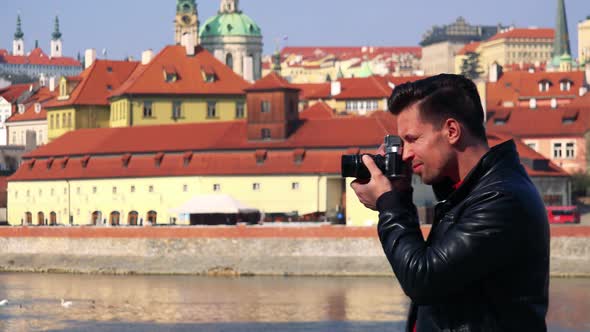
left=546, top=206, right=580, bottom=224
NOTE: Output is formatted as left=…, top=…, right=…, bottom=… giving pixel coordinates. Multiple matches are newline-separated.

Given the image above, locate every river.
left=0, top=273, right=588, bottom=331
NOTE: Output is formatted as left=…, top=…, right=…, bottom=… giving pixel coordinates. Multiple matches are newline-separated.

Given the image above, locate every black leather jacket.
left=376, top=140, right=549, bottom=332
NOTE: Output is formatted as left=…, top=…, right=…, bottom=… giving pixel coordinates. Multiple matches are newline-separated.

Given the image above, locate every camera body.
left=341, top=135, right=405, bottom=179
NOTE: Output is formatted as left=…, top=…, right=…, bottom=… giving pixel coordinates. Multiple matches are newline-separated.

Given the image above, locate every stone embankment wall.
left=0, top=226, right=588, bottom=277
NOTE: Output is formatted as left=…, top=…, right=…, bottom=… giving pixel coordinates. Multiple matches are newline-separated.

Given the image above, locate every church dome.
left=199, top=12, right=261, bottom=38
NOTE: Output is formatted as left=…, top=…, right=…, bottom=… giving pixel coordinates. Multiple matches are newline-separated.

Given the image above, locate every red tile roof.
left=0, top=84, right=31, bottom=103
left=10, top=110, right=567, bottom=181
left=487, top=28, right=554, bottom=41
left=486, top=107, right=590, bottom=137
left=299, top=102, right=335, bottom=120
left=6, top=87, right=56, bottom=123
left=110, top=45, right=250, bottom=97
left=457, top=42, right=481, bottom=55
left=295, top=83, right=331, bottom=100
left=245, top=72, right=300, bottom=91
left=486, top=70, right=586, bottom=107
left=0, top=48, right=81, bottom=66
left=44, top=60, right=139, bottom=108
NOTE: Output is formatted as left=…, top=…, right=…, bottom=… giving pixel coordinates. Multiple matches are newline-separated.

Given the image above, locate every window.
left=553, top=142, right=562, bottom=158
left=236, top=102, right=245, bottom=118
left=252, top=183, right=261, bottom=191
left=291, top=182, right=300, bottom=190
left=565, top=142, right=575, bottom=159
left=112, top=186, right=117, bottom=194
left=213, top=184, right=221, bottom=192
left=261, top=100, right=271, bottom=113
left=56, top=114, right=60, bottom=129
left=76, top=187, right=81, bottom=194
left=261, top=128, right=271, bottom=140
left=63, top=188, right=67, bottom=195
left=62, top=113, right=67, bottom=128
left=143, top=101, right=153, bottom=118
left=148, top=185, right=154, bottom=193
left=538, top=81, right=551, bottom=92
left=207, top=101, right=217, bottom=118
left=526, top=142, right=538, bottom=151
left=130, top=185, right=136, bottom=193
left=67, top=113, right=72, bottom=128
left=92, top=186, right=97, bottom=194
left=50, top=188, right=54, bottom=196
left=226, top=53, right=234, bottom=70
left=183, top=184, right=188, bottom=192
left=172, top=101, right=182, bottom=119
left=560, top=80, right=572, bottom=91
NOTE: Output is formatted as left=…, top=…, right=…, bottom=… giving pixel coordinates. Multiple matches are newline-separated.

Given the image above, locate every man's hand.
left=350, top=155, right=394, bottom=210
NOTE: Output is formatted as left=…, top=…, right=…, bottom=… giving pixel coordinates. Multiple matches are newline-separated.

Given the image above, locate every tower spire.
left=52, top=16, right=62, bottom=40
left=14, top=15, right=24, bottom=40
left=552, top=0, right=571, bottom=60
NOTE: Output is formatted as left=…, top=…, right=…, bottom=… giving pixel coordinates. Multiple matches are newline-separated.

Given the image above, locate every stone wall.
left=0, top=226, right=588, bottom=277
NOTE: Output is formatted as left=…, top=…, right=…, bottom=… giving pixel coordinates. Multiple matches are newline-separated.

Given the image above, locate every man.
left=351, top=74, right=549, bottom=331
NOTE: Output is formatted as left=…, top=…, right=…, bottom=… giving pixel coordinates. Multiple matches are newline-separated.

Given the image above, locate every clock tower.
left=175, top=0, right=199, bottom=46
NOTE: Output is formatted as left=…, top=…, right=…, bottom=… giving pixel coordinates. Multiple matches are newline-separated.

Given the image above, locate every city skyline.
left=0, top=0, right=588, bottom=60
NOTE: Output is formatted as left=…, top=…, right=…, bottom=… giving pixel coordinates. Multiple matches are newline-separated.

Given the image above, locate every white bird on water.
left=61, top=299, right=73, bottom=308
left=0, top=299, right=8, bottom=306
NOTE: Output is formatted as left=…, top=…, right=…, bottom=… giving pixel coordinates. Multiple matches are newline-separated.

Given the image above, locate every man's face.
left=397, top=104, right=453, bottom=185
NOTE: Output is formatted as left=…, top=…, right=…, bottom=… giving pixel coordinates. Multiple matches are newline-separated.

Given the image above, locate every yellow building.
left=579, top=17, right=590, bottom=65
left=44, top=59, right=139, bottom=141
left=454, top=28, right=554, bottom=77
left=108, top=45, right=250, bottom=128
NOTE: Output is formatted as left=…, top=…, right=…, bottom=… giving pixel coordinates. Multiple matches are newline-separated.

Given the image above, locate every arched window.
left=147, top=211, right=158, bottom=225
left=91, top=211, right=102, bottom=225
left=37, top=212, right=45, bottom=226
left=25, top=212, right=32, bottom=225
left=110, top=211, right=120, bottom=226
left=50, top=211, right=57, bottom=226
left=128, top=211, right=139, bottom=226
left=226, top=53, right=234, bottom=70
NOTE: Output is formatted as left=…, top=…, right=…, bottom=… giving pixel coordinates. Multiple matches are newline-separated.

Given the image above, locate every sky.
left=0, top=0, right=588, bottom=60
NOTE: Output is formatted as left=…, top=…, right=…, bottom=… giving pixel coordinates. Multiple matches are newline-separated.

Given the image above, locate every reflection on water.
left=0, top=273, right=587, bottom=332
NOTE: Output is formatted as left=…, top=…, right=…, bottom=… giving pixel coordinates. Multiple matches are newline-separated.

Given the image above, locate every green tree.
left=460, top=52, right=483, bottom=80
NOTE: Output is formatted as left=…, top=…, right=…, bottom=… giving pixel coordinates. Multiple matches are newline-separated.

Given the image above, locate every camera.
left=341, top=135, right=405, bottom=179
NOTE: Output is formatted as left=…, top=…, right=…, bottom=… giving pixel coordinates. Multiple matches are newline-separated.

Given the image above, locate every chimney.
left=84, top=49, right=96, bottom=69
left=49, top=77, right=56, bottom=92
left=141, top=49, right=154, bottom=65
left=331, top=81, right=341, bottom=96
left=489, top=62, right=503, bottom=83
left=181, top=33, right=195, bottom=56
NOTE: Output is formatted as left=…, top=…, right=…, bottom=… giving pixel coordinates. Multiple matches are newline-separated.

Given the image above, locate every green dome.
left=199, top=13, right=261, bottom=38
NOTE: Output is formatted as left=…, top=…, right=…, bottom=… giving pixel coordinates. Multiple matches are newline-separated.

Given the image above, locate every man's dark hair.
left=388, top=74, right=487, bottom=142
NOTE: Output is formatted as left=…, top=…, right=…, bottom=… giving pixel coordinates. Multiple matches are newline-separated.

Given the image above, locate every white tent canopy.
left=169, top=194, right=260, bottom=214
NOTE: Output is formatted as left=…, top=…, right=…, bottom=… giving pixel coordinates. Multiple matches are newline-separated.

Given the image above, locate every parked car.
left=546, top=206, right=580, bottom=224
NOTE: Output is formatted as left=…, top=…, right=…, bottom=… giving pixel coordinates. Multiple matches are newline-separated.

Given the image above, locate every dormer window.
left=201, top=65, right=217, bottom=82
left=34, top=103, right=41, bottom=114
left=559, top=80, right=572, bottom=91
left=163, top=66, right=178, bottom=83
left=17, top=104, right=25, bottom=114
left=107, top=66, right=113, bottom=73
left=538, top=80, right=551, bottom=92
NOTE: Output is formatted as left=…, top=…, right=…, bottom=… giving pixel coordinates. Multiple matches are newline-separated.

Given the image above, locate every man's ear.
left=443, top=118, right=461, bottom=145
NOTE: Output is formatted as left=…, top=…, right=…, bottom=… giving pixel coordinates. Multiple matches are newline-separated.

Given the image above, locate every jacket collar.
left=433, top=139, right=519, bottom=204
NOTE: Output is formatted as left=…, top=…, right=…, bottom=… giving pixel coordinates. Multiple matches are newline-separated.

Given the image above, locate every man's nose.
left=402, top=146, right=414, bottom=162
